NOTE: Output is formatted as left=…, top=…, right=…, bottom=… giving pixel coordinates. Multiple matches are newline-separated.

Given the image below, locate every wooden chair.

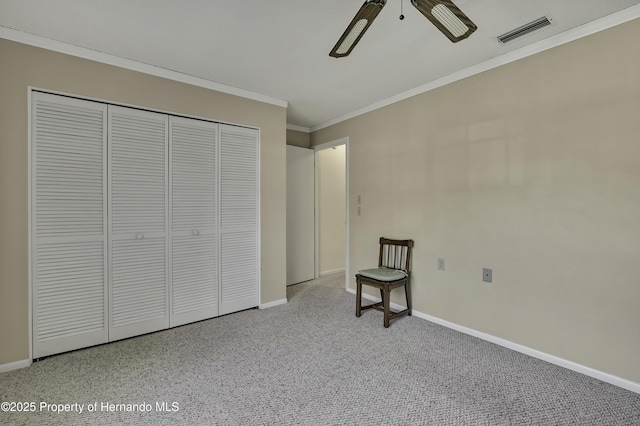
left=355, top=237, right=414, bottom=328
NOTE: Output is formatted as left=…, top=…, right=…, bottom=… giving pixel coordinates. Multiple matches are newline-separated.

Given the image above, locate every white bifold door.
left=169, top=117, right=219, bottom=327
left=219, top=125, right=259, bottom=315
left=32, top=93, right=109, bottom=358
left=32, top=92, right=259, bottom=358
left=108, top=106, right=169, bottom=341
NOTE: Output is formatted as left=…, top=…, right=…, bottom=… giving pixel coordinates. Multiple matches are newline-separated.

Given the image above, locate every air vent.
left=497, top=16, right=552, bottom=43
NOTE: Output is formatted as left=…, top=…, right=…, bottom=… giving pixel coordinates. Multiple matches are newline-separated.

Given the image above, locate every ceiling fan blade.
left=329, top=0, right=387, bottom=58
left=410, top=0, right=477, bottom=43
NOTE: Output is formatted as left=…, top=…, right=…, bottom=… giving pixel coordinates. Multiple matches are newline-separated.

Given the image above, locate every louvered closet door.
left=219, top=124, right=259, bottom=315
left=108, top=106, right=169, bottom=341
left=169, top=117, right=218, bottom=327
left=32, top=92, right=108, bottom=358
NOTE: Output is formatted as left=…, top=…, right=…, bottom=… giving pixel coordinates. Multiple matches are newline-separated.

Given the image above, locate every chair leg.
left=355, top=277, right=362, bottom=317
left=383, top=286, right=391, bottom=328
left=405, top=280, right=412, bottom=316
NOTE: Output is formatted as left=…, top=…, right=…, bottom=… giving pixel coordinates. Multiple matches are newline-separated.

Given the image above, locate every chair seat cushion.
left=358, top=268, right=407, bottom=282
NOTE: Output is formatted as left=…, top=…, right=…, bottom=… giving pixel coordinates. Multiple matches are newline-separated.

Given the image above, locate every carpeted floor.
left=1, top=273, right=639, bottom=425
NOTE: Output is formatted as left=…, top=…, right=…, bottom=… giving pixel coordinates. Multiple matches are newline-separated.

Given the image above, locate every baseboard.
left=0, top=359, right=31, bottom=374
left=319, top=268, right=345, bottom=277
left=259, top=298, right=287, bottom=309
left=347, top=288, right=640, bottom=394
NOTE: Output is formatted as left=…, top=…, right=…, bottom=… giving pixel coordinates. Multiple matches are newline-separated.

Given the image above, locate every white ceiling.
left=1, top=0, right=639, bottom=130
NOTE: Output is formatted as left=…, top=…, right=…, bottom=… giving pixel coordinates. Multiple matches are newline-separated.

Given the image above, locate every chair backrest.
left=378, top=237, right=414, bottom=273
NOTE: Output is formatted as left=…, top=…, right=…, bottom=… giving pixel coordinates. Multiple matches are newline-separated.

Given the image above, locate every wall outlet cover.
left=483, top=268, right=492, bottom=283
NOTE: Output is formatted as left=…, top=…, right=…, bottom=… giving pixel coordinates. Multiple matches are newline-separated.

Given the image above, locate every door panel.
left=108, top=106, right=169, bottom=341
left=32, top=92, right=108, bottom=358
left=169, top=117, right=218, bottom=327
left=286, top=146, right=315, bottom=285
left=219, top=124, right=259, bottom=314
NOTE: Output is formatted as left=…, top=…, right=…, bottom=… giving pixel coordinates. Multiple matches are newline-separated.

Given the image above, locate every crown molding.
left=0, top=26, right=288, bottom=109
left=286, top=123, right=311, bottom=133
left=311, top=4, right=640, bottom=132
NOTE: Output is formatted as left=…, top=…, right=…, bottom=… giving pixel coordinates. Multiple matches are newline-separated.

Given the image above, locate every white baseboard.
left=347, top=288, right=640, bottom=394
left=259, top=298, right=287, bottom=309
left=319, top=268, right=345, bottom=277
left=0, top=359, right=31, bottom=374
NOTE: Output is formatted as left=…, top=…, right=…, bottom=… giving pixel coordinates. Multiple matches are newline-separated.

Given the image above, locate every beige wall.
left=311, top=20, right=640, bottom=383
left=317, top=145, right=346, bottom=274
left=0, top=39, right=287, bottom=366
left=286, top=128, right=311, bottom=148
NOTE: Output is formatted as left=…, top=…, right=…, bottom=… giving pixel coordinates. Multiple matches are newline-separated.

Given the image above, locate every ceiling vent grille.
left=497, top=16, right=552, bottom=43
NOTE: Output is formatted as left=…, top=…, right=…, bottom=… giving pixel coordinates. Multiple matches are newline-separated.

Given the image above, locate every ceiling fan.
left=329, top=0, right=477, bottom=58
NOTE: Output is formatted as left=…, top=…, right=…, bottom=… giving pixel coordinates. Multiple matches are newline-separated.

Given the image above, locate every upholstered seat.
left=357, top=268, right=407, bottom=282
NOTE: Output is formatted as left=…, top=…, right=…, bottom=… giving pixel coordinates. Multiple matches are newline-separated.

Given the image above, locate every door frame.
left=313, top=137, right=349, bottom=291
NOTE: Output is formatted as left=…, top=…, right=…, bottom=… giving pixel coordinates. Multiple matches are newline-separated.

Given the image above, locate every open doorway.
left=314, top=138, right=349, bottom=290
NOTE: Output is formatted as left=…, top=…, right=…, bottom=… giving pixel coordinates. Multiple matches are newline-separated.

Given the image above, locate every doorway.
left=314, top=138, right=349, bottom=290
left=285, top=138, right=349, bottom=290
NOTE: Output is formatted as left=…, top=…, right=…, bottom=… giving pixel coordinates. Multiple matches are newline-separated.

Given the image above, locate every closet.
left=31, top=91, right=259, bottom=358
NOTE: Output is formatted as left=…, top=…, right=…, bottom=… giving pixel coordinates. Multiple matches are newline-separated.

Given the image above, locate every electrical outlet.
left=482, top=268, right=492, bottom=283
left=437, top=258, right=445, bottom=271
